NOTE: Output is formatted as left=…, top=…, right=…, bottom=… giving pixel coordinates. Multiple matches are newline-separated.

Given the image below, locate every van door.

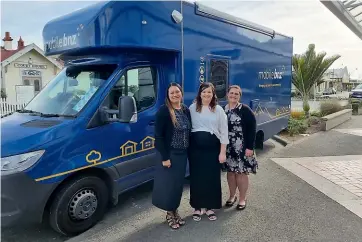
left=95, top=64, right=162, bottom=192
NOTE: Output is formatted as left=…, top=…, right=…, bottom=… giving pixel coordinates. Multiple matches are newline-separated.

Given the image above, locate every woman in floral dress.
left=223, top=85, right=258, bottom=210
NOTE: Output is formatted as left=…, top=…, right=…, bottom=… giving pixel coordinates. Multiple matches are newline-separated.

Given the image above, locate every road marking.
left=334, top=128, right=362, bottom=137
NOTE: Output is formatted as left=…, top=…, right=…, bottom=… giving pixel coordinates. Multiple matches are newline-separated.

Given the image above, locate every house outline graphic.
left=140, top=136, right=155, bottom=150
left=120, top=140, right=138, bottom=156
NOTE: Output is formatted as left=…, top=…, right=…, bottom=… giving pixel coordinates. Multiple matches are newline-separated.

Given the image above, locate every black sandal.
left=175, top=210, right=185, bottom=226
left=236, top=200, right=247, bottom=210
left=205, top=210, right=217, bottom=221
left=192, top=210, right=202, bottom=222
left=166, top=212, right=180, bottom=229
left=225, top=197, right=237, bottom=207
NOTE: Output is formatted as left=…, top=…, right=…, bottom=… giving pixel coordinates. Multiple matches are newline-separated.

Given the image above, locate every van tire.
left=255, top=131, right=264, bottom=150
left=49, top=176, right=109, bottom=236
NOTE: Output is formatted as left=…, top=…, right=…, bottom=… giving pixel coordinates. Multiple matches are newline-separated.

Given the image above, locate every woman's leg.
left=226, top=172, right=237, bottom=201
left=236, top=173, right=249, bottom=205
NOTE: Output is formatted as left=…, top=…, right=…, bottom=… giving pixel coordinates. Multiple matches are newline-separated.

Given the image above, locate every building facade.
left=1, top=32, right=63, bottom=104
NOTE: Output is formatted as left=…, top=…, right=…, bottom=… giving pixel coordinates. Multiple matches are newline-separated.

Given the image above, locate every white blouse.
left=189, top=103, right=229, bottom=145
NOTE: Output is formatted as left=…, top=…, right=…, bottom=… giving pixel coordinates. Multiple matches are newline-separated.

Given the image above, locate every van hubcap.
left=69, top=189, right=98, bottom=220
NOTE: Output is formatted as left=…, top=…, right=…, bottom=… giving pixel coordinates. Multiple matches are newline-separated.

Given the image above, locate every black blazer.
left=154, top=104, right=192, bottom=161
left=225, top=104, right=257, bottom=150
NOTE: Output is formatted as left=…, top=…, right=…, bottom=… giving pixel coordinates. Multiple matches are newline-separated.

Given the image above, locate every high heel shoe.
left=225, top=197, right=237, bottom=207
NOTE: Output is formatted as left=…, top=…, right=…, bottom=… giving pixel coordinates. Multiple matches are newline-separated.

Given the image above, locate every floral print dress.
left=224, top=104, right=258, bottom=174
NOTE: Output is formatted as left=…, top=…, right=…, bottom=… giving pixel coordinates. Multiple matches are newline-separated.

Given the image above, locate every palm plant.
left=292, top=44, right=340, bottom=117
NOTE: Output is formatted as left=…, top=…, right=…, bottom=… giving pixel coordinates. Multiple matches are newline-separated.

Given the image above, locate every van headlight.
left=1, top=150, right=45, bottom=175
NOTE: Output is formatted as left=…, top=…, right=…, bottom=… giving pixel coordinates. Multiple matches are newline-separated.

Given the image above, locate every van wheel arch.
left=43, top=168, right=115, bottom=223
left=255, top=130, right=264, bottom=150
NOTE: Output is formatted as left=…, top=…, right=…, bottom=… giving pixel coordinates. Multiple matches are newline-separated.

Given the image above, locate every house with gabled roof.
left=1, top=32, right=63, bottom=104
left=120, top=140, right=138, bottom=156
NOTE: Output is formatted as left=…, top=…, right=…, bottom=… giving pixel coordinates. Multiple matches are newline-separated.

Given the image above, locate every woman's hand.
left=219, top=152, right=226, bottom=164
left=245, top=149, right=254, bottom=157
left=162, top=159, right=171, bottom=168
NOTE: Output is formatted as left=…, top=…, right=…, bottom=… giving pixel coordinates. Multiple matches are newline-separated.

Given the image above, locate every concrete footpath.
left=64, top=117, right=362, bottom=242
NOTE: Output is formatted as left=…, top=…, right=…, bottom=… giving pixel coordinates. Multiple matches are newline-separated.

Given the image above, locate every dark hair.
left=195, top=82, right=218, bottom=113
left=165, top=82, right=183, bottom=126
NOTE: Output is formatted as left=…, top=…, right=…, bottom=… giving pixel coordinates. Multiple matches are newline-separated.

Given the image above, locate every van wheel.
left=255, top=131, right=264, bottom=150
left=49, top=176, right=109, bottom=236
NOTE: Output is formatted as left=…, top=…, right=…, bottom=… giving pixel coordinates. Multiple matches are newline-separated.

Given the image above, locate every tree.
left=292, top=44, right=340, bottom=117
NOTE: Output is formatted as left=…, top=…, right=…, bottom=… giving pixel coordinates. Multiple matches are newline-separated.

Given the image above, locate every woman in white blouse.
left=188, top=82, right=229, bottom=221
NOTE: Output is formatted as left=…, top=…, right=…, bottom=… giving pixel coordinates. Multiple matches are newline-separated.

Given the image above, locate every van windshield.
left=22, top=64, right=117, bottom=117
left=355, top=84, right=362, bottom=89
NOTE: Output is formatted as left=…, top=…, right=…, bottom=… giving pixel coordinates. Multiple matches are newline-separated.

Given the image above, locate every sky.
left=1, top=0, right=361, bottom=79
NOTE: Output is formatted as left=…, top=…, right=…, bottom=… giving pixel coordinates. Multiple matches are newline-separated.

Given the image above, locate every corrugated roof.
left=321, top=0, right=362, bottom=40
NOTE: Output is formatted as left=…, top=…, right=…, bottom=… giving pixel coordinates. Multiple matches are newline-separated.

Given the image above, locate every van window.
left=107, top=66, right=157, bottom=112
left=209, top=59, right=228, bottom=99
left=24, top=64, right=117, bottom=116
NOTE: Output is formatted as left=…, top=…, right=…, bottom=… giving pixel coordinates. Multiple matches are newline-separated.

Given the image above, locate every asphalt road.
left=2, top=121, right=362, bottom=242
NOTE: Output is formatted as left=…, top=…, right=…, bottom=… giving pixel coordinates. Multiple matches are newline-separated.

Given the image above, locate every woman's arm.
left=242, top=105, right=257, bottom=150
left=218, top=106, right=229, bottom=146
left=217, top=106, right=228, bottom=163
left=154, top=106, right=170, bottom=161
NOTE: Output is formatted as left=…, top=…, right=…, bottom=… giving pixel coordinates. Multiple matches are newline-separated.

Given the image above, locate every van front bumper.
left=1, top=172, right=57, bottom=228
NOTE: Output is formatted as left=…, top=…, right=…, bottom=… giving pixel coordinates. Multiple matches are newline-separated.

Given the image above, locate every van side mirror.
left=99, top=96, right=137, bottom=123
left=118, top=96, right=137, bottom=123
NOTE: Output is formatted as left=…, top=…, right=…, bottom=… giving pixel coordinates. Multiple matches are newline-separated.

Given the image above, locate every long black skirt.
left=152, top=149, right=187, bottom=211
left=189, top=131, right=222, bottom=209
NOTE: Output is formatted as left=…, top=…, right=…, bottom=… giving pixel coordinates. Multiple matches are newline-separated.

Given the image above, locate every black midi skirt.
left=152, top=149, right=187, bottom=211
left=189, top=131, right=222, bottom=209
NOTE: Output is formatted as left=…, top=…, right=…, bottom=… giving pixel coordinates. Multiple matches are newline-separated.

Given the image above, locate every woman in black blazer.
left=152, top=82, right=191, bottom=230
left=223, top=85, right=258, bottom=210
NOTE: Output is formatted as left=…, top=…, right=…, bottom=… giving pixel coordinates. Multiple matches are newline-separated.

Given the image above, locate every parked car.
left=323, top=87, right=336, bottom=95
left=349, top=84, right=362, bottom=99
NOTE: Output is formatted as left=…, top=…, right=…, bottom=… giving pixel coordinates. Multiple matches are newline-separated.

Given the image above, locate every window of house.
left=209, top=59, right=228, bottom=99
left=107, top=67, right=157, bottom=112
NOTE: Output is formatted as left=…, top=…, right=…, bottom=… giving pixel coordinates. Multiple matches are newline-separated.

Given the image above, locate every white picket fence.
left=1, top=98, right=27, bottom=117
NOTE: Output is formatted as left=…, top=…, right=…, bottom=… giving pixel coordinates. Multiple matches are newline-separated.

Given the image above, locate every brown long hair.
left=165, top=82, right=183, bottom=126
left=195, top=82, right=218, bottom=113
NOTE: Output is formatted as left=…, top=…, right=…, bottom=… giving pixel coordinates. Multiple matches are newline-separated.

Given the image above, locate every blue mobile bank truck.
left=1, top=0, right=293, bottom=236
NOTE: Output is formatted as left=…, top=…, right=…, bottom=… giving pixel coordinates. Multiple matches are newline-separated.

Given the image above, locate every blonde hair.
left=228, top=85, right=242, bottom=96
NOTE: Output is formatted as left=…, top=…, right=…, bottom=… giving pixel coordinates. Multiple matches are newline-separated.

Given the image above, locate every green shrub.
left=308, top=116, right=320, bottom=126
left=320, top=100, right=343, bottom=116
left=287, top=118, right=308, bottom=136
left=351, top=98, right=362, bottom=106
left=310, top=111, right=321, bottom=117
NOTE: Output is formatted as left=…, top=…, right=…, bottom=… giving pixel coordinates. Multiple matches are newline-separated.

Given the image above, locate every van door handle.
left=149, top=120, right=155, bottom=125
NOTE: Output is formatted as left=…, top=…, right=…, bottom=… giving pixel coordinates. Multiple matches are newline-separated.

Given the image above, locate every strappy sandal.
left=166, top=212, right=180, bottom=229
left=192, top=209, right=202, bottom=222
left=205, top=210, right=217, bottom=221
left=174, top=210, right=185, bottom=226
left=225, top=197, right=237, bottom=207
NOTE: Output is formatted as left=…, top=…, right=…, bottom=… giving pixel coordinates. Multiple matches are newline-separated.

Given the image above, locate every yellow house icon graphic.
left=140, top=136, right=155, bottom=150
left=120, top=140, right=138, bottom=156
